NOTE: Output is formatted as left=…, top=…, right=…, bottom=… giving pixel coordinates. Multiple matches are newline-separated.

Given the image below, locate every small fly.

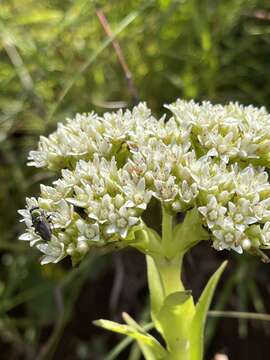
left=30, top=207, right=52, bottom=241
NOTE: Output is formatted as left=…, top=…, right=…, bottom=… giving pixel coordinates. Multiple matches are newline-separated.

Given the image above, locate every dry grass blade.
left=95, top=7, right=139, bottom=103
left=208, top=310, right=270, bottom=322
left=47, top=1, right=152, bottom=122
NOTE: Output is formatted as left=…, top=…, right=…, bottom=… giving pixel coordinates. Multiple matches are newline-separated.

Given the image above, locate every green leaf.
left=157, top=291, right=195, bottom=354
left=172, top=208, right=209, bottom=255
left=104, top=323, right=154, bottom=360
left=190, top=261, right=228, bottom=360
left=16, top=9, right=62, bottom=25
left=94, top=318, right=149, bottom=341
left=122, top=312, right=144, bottom=330
left=122, top=313, right=164, bottom=360
left=94, top=315, right=166, bottom=360
left=146, top=255, right=165, bottom=332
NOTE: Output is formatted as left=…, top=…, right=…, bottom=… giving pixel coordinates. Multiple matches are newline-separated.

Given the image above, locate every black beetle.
left=30, top=207, right=52, bottom=241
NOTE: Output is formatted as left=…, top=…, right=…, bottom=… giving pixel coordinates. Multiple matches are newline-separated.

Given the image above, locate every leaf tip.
left=93, top=319, right=103, bottom=327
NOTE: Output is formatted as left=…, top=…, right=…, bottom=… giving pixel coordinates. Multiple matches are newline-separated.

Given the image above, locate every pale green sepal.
left=190, top=261, right=228, bottom=360
left=124, top=224, right=146, bottom=246
left=130, top=225, right=162, bottom=255
left=172, top=208, right=209, bottom=256
left=156, top=291, right=195, bottom=354
left=145, top=226, right=162, bottom=253
left=94, top=316, right=167, bottom=360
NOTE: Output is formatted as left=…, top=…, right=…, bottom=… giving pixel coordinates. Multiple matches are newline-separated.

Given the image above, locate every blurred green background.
left=1, top=0, right=270, bottom=359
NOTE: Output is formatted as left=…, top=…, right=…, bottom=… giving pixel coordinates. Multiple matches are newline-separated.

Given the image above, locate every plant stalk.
left=153, top=255, right=184, bottom=296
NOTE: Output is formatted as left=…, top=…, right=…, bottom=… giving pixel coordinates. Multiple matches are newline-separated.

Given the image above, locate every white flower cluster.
left=196, top=162, right=270, bottom=253
left=19, top=100, right=270, bottom=264
left=28, top=104, right=160, bottom=170
left=127, top=138, right=198, bottom=211
left=19, top=154, right=153, bottom=265
left=166, top=99, right=270, bottom=165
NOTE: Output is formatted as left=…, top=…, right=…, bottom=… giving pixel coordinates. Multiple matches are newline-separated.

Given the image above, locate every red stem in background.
left=95, top=7, right=139, bottom=104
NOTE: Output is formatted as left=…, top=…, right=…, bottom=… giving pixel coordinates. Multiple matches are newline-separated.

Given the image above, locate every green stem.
left=153, top=255, right=184, bottom=296
left=147, top=206, right=194, bottom=359
left=162, top=205, right=173, bottom=257
left=160, top=206, right=184, bottom=294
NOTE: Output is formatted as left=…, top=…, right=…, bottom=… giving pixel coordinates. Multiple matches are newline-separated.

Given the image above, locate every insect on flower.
left=30, top=207, right=52, bottom=241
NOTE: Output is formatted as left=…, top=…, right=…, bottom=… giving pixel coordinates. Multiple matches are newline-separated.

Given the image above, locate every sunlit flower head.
left=19, top=100, right=270, bottom=264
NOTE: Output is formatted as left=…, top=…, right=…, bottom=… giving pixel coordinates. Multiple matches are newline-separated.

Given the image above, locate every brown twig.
left=95, top=7, right=139, bottom=104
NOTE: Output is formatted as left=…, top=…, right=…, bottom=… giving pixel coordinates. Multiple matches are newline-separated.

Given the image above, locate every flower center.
left=85, top=227, right=96, bottom=239
left=117, top=218, right=127, bottom=228
left=209, top=210, right=218, bottom=221
left=134, top=194, right=144, bottom=204
left=224, top=233, right=234, bottom=244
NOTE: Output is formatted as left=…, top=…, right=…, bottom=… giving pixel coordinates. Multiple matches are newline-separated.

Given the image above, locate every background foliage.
left=1, top=0, right=270, bottom=359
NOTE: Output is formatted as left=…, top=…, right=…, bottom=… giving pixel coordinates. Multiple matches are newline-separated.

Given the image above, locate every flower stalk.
left=161, top=206, right=174, bottom=257
left=152, top=254, right=184, bottom=295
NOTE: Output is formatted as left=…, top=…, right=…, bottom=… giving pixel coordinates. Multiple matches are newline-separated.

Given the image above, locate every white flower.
left=18, top=197, right=41, bottom=228
left=19, top=229, right=41, bottom=247
left=227, top=199, right=257, bottom=232
left=105, top=206, right=139, bottom=238
left=235, top=166, right=270, bottom=198
left=87, top=194, right=115, bottom=223
left=36, top=237, right=65, bottom=265
left=123, top=177, right=152, bottom=210
left=260, top=222, right=270, bottom=247
left=253, top=198, right=270, bottom=221
left=67, top=184, right=94, bottom=208
left=154, top=176, right=178, bottom=202
left=58, top=168, right=79, bottom=188
left=28, top=150, right=48, bottom=168
left=198, top=196, right=227, bottom=229
left=50, top=200, right=74, bottom=229
left=40, top=184, right=70, bottom=203
left=212, top=219, right=243, bottom=254
left=76, top=219, right=100, bottom=242
left=178, top=180, right=198, bottom=205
